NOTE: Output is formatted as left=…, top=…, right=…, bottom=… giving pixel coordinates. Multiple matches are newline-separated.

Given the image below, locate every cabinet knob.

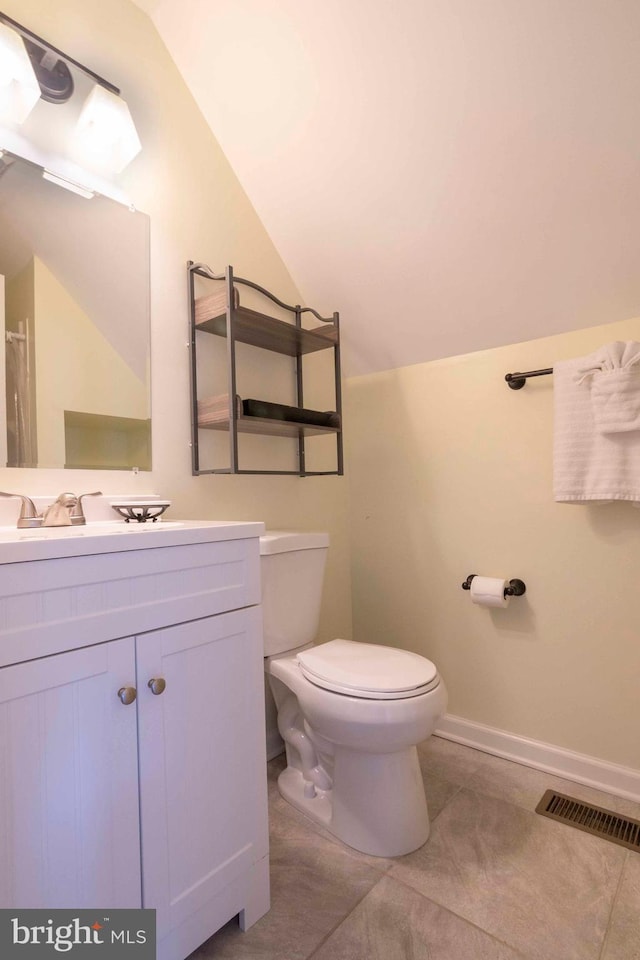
left=117, top=686, right=137, bottom=705
left=148, top=677, right=166, bottom=696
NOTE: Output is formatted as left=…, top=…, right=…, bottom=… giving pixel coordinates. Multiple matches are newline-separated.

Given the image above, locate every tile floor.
left=191, top=737, right=640, bottom=960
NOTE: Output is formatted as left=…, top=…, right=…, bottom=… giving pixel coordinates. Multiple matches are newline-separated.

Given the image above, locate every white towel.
left=554, top=345, right=640, bottom=504
left=575, top=341, right=640, bottom=434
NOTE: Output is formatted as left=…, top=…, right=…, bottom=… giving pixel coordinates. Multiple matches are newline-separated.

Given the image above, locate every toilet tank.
left=260, top=531, right=329, bottom=656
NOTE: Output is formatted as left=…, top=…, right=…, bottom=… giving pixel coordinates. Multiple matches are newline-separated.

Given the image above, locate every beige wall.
left=0, top=0, right=351, bottom=645
left=347, top=316, right=640, bottom=770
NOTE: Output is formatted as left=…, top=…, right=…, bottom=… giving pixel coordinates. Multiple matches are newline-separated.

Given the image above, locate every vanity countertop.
left=0, top=519, right=265, bottom=565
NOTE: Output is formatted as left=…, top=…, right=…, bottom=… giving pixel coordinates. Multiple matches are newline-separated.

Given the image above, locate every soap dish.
left=110, top=500, right=171, bottom=523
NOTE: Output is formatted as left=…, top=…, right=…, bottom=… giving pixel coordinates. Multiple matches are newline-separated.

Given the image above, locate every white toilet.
left=260, top=531, right=447, bottom=858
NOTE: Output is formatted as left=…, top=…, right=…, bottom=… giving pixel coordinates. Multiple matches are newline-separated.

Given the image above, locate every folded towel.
left=554, top=347, right=640, bottom=504
left=575, top=341, right=640, bottom=434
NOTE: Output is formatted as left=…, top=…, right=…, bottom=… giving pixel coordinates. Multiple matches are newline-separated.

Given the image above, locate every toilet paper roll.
left=470, top=576, right=509, bottom=609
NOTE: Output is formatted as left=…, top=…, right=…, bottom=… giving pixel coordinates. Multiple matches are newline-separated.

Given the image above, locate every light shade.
left=0, top=22, right=41, bottom=124
left=75, top=84, right=142, bottom=174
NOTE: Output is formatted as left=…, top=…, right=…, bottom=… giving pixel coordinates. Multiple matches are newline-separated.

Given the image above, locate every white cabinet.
left=137, top=607, right=269, bottom=956
left=0, top=522, right=268, bottom=960
left=0, top=638, right=141, bottom=909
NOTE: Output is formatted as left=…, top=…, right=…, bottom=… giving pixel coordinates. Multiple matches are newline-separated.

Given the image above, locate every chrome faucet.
left=70, top=491, right=102, bottom=525
left=42, top=492, right=78, bottom=527
left=0, top=491, right=102, bottom=528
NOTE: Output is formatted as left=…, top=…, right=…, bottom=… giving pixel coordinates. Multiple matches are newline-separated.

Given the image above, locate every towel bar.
left=505, top=368, right=553, bottom=389
left=462, top=575, right=526, bottom=597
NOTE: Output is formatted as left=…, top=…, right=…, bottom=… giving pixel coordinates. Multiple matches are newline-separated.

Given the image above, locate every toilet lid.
left=296, top=639, right=439, bottom=700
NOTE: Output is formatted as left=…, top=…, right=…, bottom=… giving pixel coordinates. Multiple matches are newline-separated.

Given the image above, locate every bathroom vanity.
left=0, top=520, right=269, bottom=960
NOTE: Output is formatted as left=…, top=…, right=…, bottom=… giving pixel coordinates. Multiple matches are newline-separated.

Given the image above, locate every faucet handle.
left=0, top=492, right=42, bottom=528
left=71, top=491, right=102, bottom=526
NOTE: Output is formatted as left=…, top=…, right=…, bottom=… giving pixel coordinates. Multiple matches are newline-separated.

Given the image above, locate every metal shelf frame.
left=188, top=262, right=344, bottom=477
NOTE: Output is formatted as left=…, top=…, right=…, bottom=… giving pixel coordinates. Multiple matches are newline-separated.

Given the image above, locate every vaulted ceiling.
left=136, top=0, right=640, bottom=376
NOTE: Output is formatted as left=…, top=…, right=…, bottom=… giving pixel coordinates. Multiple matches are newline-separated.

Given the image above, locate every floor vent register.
left=536, top=789, right=640, bottom=853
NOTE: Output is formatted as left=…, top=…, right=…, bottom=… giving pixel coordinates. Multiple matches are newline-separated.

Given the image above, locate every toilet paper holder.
left=462, top=574, right=526, bottom=597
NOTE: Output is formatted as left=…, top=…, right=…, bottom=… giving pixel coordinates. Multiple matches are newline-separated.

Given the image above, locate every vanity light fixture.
left=0, top=12, right=142, bottom=176
left=22, top=36, right=74, bottom=105
left=0, top=21, right=41, bottom=124
left=75, top=84, right=142, bottom=175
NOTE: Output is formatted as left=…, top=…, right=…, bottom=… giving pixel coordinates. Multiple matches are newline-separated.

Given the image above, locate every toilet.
left=260, top=531, right=447, bottom=858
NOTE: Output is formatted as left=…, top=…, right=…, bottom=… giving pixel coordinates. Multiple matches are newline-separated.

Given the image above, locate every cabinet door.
left=137, top=607, right=268, bottom=939
left=0, top=639, right=141, bottom=908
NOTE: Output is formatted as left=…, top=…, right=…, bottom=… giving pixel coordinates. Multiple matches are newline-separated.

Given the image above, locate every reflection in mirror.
left=0, top=153, right=151, bottom=470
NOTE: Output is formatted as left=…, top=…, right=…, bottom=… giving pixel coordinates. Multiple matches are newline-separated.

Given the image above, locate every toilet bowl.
left=260, top=531, right=447, bottom=858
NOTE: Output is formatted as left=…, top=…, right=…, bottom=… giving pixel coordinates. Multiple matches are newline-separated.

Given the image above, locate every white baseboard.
left=435, top=714, right=640, bottom=804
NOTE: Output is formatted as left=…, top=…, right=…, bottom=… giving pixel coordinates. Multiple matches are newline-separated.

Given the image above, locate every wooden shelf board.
left=198, top=415, right=340, bottom=439
left=195, top=306, right=337, bottom=356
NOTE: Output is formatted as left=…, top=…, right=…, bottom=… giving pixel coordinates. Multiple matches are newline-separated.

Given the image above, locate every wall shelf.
left=188, top=263, right=343, bottom=476
left=199, top=414, right=340, bottom=439
left=196, top=306, right=338, bottom=356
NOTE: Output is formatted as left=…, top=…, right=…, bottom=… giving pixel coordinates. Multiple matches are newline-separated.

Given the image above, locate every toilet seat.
left=296, top=639, right=439, bottom=700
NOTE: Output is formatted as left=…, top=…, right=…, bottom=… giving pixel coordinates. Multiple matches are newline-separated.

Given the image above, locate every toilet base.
left=278, top=765, right=333, bottom=828
left=277, top=743, right=430, bottom=858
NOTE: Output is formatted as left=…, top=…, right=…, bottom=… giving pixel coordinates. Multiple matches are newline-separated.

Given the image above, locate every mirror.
left=0, top=153, right=151, bottom=470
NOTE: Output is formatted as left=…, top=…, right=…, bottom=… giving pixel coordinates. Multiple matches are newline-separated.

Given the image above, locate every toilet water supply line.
left=277, top=694, right=332, bottom=795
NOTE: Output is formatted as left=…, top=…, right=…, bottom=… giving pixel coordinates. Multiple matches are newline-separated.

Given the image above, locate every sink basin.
left=0, top=520, right=184, bottom=542
left=0, top=519, right=265, bottom=564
